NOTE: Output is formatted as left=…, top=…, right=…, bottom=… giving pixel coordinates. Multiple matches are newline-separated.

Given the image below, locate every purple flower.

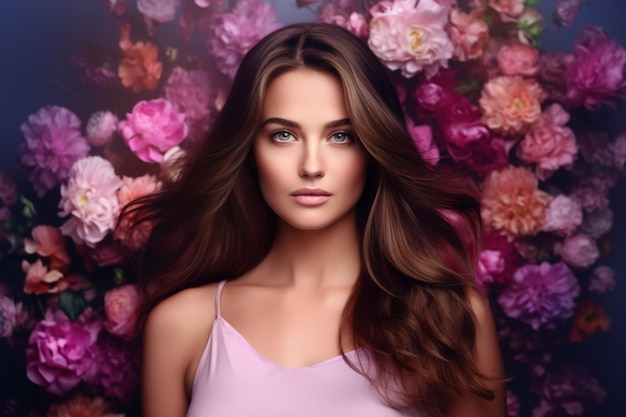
left=541, top=195, right=582, bottom=237
left=498, top=262, right=580, bottom=330
left=91, top=334, right=139, bottom=402
left=506, top=391, right=521, bottom=417
left=531, top=366, right=607, bottom=417
left=26, top=307, right=102, bottom=395
left=138, top=0, right=179, bottom=22
left=0, top=295, right=17, bottom=338
left=71, top=44, right=118, bottom=88
left=208, top=0, right=280, bottom=79
left=582, top=207, right=613, bottom=238
left=499, top=323, right=554, bottom=377
left=588, top=265, right=616, bottom=294
left=570, top=177, right=609, bottom=212
left=565, top=27, right=626, bottom=109
left=553, top=0, right=583, bottom=27
left=554, top=233, right=599, bottom=269
left=0, top=173, right=17, bottom=206
left=18, top=106, right=90, bottom=197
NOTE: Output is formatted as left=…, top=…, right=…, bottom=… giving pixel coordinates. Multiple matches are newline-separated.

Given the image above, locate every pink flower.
left=24, top=225, right=71, bottom=272
left=26, top=307, right=102, bottom=395
left=137, top=0, right=179, bottom=22
left=497, top=43, right=540, bottom=76
left=565, top=27, right=626, bottom=109
left=448, top=9, right=489, bottom=62
left=517, top=104, right=578, bottom=180
left=480, top=76, right=546, bottom=136
left=368, top=0, right=454, bottom=78
left=483, top=233, right=524, bottom=283
left=582, top=207, right=613, bottom=238
left=498, top=262, right=580, bottom=330
left=0, top=295, right=17, bottom=338
left=86, top=111, right=118, bottom=147
left=0, top=173, right=17, bottom=206
left=114, top=175, right=161, bottom=249
left=208, top=0, right=280, bottom=79
left=345, top=12, right=369, bottom=39
left=499, top=323, right=553, bottom=377
left=92, top=334, right=140, bottom=401
left=89, top=239, right=127, bottom=267
left=164, top=66, right=214, bottom=143
left=413, top=77, right=457, bottom=116
left=475, top=249, right=505, bottom=287
left=507, top=391, right=521, bottom=417
left=588, top=265, right=616, bottom=294
left=613, top=133, right=626, bottom=168
left=407, top=121, right=438, bottom=165
left=58, top=156, right=123, bottom=248
left=319, top=5, right=368, bottom=39
left=18, top=106, right=90, bottom=197
left=554, top=233, right=599, bottom=269
left=22, top=259, right=67, bottom=295
left=570, top=177, right=609, bottom=212
left=541, top=195, right=582, bottom=237
left=553, top=0, right=583, bottom=27
left=104, top=285, right=140, bottom=339
left=488, top=0, right=525, bottom=22
left=118, top=98, right=189, bottom=163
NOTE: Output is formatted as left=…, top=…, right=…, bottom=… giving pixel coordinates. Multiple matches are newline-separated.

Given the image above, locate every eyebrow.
left=261, top=117, right=351, bottom=130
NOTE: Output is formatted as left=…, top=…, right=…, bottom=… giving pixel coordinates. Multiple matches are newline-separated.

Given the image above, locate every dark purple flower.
left=71, top=44, right=118, bottom=88
left=0, top=173, right=17, bottom=206
left=570, top=177, right=610, bottom=212
left=0, top=295, right=17, bottom=338
left=91, top=334, right=140, bottom=402
left=507, top=391, right=521, bottom=417
left=553, top=0, right=583, bottom=27
left=499, top=323, right=554, bottom=377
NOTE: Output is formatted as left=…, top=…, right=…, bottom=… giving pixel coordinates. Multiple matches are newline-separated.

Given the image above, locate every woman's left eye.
left=330, top=131, right=353, bottom=143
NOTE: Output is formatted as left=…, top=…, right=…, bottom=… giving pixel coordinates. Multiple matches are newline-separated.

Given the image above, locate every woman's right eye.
left=271, top=131, right=294, bottom=142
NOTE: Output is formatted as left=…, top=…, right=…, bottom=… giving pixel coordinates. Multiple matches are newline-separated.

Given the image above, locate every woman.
left=130, top=23, right=505, bottom=417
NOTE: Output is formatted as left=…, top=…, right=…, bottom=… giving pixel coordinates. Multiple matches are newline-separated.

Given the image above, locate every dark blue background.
left=1, top=1, right=624, bottom=415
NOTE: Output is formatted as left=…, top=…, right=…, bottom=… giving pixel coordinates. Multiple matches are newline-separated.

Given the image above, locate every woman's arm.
left=446, top=289, right=506, bottom=417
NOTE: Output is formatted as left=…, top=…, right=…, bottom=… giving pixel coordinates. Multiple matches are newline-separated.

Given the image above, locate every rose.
left=497, top=43, right=540, bottom=76
left=104, top=285, right=141, bottom=339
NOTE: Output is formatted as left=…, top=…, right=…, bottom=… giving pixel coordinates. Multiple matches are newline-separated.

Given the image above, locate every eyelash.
left=270, top=130, right=355, bottom=143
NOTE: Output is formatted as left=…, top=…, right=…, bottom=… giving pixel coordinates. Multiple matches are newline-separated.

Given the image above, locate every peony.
left=488, top=0, right=525, bottom=22
left=554, top=233, right=599, bottom=269
left=319, top=5, right=368, bottom=39
left=541, top=195, right=582, bottom=237
left=0, top=172, right=17, bottom=206
left=137, top=0, right=179, bottom=22
left=46, top=393, right=120, bottom=417
left=565, top=27, right=626, bottom=109
left=26, top=307, right=102, bottom=395
left=407, top=121, right=438, bottom=165
left=22, top=259, right=67, bottom=295
left=481, top=166, right=551, bottom=241
left=497, top=43, right=540, bottom=76
left=368, top=0, right=453, bottom=78
left=498, top=262, right=580, bottom=330
left=86, top=111, right=118, bottom=147
left=480, top=76, right=546, bottom=136
left=118, top=23, right=163, bottom=92
left=18, top=106, right=90, bottom=197
left=582, top=207, right=613, bottom=238
left=104, top=284, right=141, bottom=339
left=118, top=98, right=189, bottom=163
left=24, top=225, right=71, bottom=272
left=553, top=0, right=583, bottom=27
left=58, top=156, right=123, bottom=248
left=448, top=9, right=489, bottom=62
left=517, top=103, right=578, bottom=180
left=588, top=265, right=616, bottom=294
left=208, top=0, right=280, bottom=79
left=570, top=177, right=609, bottom=212
left=568, top=299, right=611, bottom=342
left=164, top=66, right=214, bottom=143
left=91, top=334, right=140, bottom=402
left=0, top=295, right=17, bottom=338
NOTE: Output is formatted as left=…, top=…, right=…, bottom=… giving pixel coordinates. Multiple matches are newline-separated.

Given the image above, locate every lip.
left=290, top=188, right=332, bottom=206
left=290, top=188, right=332, bottom=196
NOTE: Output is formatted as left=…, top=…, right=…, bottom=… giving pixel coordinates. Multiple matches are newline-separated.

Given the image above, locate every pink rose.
left=137, top=0, right=179, bottom=22
left=554, top=234, right=599, bottom=269
left=104, top=285, right=140, bottom=339
left=498, top=43, right=540, bottom=76
left=407, top=121, right=438, bottom=165
left=588, top=265, right=616, bottom=294
left=541, top=195, right=582, bottom=237
left=86, top=111, right=118, bottom=147
left=118, top=98, right=189, bottom=163
left=448, top=9, right=489, bottom=62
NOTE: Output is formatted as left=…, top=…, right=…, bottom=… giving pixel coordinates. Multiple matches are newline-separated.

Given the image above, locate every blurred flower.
left=569, top=299, right=611, bottom=342
left=407, top=121, right=438, bottom=165
left=475, top=249, right=505, bottom=287
left=319, top=5, right=368, bottom=39
left=114, top=175, right=161, bottom=249
left=0, top=295, right=17, bottom=338
left=0, top=173, right=17, bottom=206
left=554, top=233, right=599, bottom=269
left=488, top=0, right=524, bottom=22
left=517, top=8, right=544, bottom=45
left=58, top=156, right=122, bottom=248
left=100, top=0, right=128, bottom=18
left=208, top=0, right=280, bottom=79
left=498, top=262, right=580, bottom=330
left=46, top=393, right=119, bottom=417
left=499, top=323, right=554, bottom=377
left=18, top=106, right=90, bottom=198
left=553, top=0, right=583, bottom=27
left=497, top=43, right=540, bottom=76
left=86, top=111, right=118, bottom=147
left=482, top=233, right=524, bottom=283
left=91, top=334, right=140, bottom=402
left=588, top=265, right=616, bottom=294
left=26, top=307, right=102, bottom=395
left=613, top=132, right=626, bottom=168
left=582, top=207, right=613, bottom=238
left=448, top=9, right=489, bottom=62
left=104, top=285, right=140, bottom=340
left=368, top=0, right=453, bottom=78
left=22, top=259, right=67, bottom=295
left=541, top=195, right=582, bottom=237
left=24, top=225, right=71, bottom=272
left=480, top=76, right=546, bottom=136
left=137, top=0, right=179, bottom=23
left=89, top=239, right=126, bottom=267
left=565, top=27, right=626, bottom=109
left=531, top=366, right=607, bottom=417
left=118, top=98, right=189, bottom=163
left=570, top=177, right=609, bottom=212
left=506, top=391, right=520, bottom=417
left=481, top=166, right=550, bottom=241
left=118, top=23, right=163, bottom=92
left=161, top=145, right=187, bottom=181
left=71, top=44, right=118, bottom=88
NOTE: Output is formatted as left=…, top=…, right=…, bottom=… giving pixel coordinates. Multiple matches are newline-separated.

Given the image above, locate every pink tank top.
left=186, top=280, right=426, bottom=417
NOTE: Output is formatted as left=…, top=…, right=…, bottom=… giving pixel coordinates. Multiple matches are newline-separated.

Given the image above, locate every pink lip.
left=290, top=188, right=331, bottom=206
left=290, top=188, right=331, bottom=196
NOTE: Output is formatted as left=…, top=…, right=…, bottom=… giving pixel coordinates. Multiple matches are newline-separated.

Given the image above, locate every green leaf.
left=524, top=0, right=541, bottom=6
left=20, top=195, right=36, bottom=219
left=58, top=290, right=86, bottom=321
left=455, top=80, right=480, bottom=95
left=113, top=268, right=125, bottom=285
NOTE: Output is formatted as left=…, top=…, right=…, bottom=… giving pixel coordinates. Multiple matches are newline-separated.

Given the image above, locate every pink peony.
left=582, top=207, right=613, bottom=239
left=565, top=27, right=626, bottom=109
left=0, top=295, right=17, bottom=338
left=104, top=285, right=140, bottom=339
left=414, top=80, right=457, bottom=116
left=319, top=6, right=369, bottom=39
left=407, top=121, right=438, bottom=165
left=554, top=233, right=599, bottom=269
left=498, top=262, right=580, bottom=330
left=164, top=66, right=214, bottom=143
left=26, top=307, right=102, bottom=395
left=18, top=106, right=90, bottom=197
left=475, top=249, right=505, bottom=287
left=86, top=111, right=118, bottom=147
left=368, top=0, right=454, bottom=78
left=58, top=156, right=123, bottom=248
left=588, top=265, right=616, bottom=294
left=137, top=0, right=179, bottom=22
left=0, top=172, right=17, bottom=206
left=541, top=195, right=582, bottom=237
left=570, top=177, right=609, bottom=212
left=497, top=43, right=540, bottom=77
left=114, top=174, right=161, bottom=249
left=448, top=9, right=489, bottom=62
left=118, top=98, right=189, bottom=164
left=208, top=0, right=280, bottom=79
left=24, top=225, right=71, bottom=272
left=488, top=0, right=525, bottom=22
left=553, top=0, right=583, bottom=27
left=517, top=103, right=578, bottom=180
left=22, top=259, right=67, bottom=295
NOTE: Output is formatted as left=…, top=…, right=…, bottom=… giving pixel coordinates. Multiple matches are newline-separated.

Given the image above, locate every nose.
left=298, top=141, right=325, bottom=178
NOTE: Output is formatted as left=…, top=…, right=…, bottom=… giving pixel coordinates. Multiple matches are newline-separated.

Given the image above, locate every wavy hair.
left=123, top=23, right=495, bottom=417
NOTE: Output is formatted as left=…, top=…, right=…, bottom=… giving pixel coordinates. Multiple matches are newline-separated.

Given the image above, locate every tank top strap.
left=215, top=280, right=227, bottom=318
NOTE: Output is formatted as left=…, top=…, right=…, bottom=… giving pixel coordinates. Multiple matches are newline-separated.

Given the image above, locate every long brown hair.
left=124, top=23, right=494, bottom=417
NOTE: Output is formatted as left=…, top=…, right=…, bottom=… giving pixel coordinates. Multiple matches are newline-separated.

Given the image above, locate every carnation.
left=58, top=156, right=123, bottom=248
left=18, top=106, right=90, bottom=197
left=588, top=265, right=616, bottom=294
left=368, top=0, right=454, bottom=78
left=498, top=262, right=580, bottom=330
left=541, top=195, right=582, bottom=237
left=86, top=111, right=118, bottom=147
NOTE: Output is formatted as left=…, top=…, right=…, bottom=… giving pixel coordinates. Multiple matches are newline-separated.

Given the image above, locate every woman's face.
left=253, top=68, right=368, bottom=231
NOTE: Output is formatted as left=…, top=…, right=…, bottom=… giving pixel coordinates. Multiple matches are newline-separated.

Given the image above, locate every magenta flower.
left=26, top=307, right=102, bottom=395
left=506, top=391, right=521, bottom=417
left=407, top=120, right=438, bottom=165
left=18, top=106, right=90, bottom=197
left=208, top=0, right=280, bottom=79
left=475, top=249, right=505, bottom=287
left=565, top=27, right=626, bottom=109
left=91, top=334, right=139, bottom=402
left=498, top=262, right=580, bottom=330
left=499, top=323, right=553, bottom=377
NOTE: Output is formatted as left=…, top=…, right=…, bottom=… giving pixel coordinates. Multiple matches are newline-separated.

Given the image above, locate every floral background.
left=1, top=0, right=625, bottom=416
